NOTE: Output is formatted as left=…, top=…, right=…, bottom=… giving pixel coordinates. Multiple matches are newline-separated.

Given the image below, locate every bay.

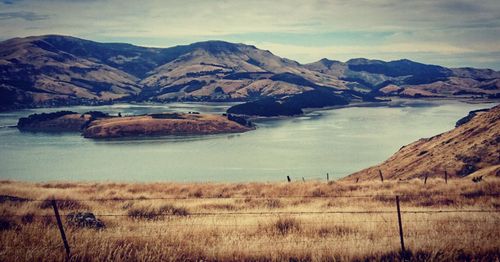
left=0, top=100, right=495, bottom=182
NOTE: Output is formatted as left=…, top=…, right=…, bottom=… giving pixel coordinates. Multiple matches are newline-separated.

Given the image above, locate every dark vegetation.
left=149, top=113, right=185, bottom=119
left=127, top=204, right=190, bottom=220
left=185, top=69, right=225, bottom=78
left=17, top=111, right=77, bottom=128
left=270, top=72, right=319, bottom=88
left=84, top=111, right=109, bottom=119
left=223, top=72, right=273, bottom=80
left=347, top=59, right=452, bottom=85
left=159, top=80, right=206, bottom=94
left=70, top=78, right=114, bottom=92
left=227, top=90, right=350, bottom=117
left=227, top=98, right=303, bottom=117
left=284, top=90, right=349, bottom=109
left=226, top=114, right=253, bottom=127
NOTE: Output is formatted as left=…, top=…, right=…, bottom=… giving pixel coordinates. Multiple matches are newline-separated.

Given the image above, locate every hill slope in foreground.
left=347, top=105, right=500, bottom=181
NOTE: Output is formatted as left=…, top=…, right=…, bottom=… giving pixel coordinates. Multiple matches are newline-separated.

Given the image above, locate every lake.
left=0, top=99, right=496, bottom=182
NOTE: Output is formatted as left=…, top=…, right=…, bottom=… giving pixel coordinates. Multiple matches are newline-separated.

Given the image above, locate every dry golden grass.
left=83, top=113, right=252, bottom=138
left=0, top=177, right=499, bottom=261
left=349, top=105, right=500, bottom=180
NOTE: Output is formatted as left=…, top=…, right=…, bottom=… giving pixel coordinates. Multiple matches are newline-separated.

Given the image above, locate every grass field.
left=0, top=177, right=499, bottom=261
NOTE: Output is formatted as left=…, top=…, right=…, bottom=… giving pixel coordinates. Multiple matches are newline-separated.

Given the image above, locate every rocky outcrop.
left=66, top=212, right=105, bottom=229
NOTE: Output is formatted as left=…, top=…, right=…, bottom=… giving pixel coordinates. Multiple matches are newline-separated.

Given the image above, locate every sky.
left=0, top=0, right=499, bottom=69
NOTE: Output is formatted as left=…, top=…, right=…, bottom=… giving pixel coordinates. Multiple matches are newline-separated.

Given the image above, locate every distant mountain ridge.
left=1, top=35, right=499, bottom=110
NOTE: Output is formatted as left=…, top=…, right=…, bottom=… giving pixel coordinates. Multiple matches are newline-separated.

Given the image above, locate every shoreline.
left=2, top=96, right=498, bottom=114
left=253, top=97, right=499, bottom=122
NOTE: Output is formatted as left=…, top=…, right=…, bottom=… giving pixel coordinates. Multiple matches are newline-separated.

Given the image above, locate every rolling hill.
left=346, top=105, right=500, bottom=181
left=1, top=35, right=499, bottom=110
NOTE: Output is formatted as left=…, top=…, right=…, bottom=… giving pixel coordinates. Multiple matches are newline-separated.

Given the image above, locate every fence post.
left=396, top=196, right=407, bottom=259
left=51, top=199, right=71, bottom=260
left=287, top=176, right=291, bottom=183
left=302, top=177, right=305, bottom=182
left=327, top=173, right=329, bottom=181
left=379, top=170, right=384, bottom=182
left=444, top=170, right=448, bottom=184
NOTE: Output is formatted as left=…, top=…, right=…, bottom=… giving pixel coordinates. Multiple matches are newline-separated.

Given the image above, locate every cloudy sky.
left=1, top=0, right=499, bottom=69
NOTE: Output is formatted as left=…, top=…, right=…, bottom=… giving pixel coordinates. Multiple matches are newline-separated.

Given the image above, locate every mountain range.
left=1, top=35, right=499, bottom=110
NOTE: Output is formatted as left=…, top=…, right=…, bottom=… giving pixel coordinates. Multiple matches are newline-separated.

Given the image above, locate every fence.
left=285, top=169, right=459, bottom=183
left=1, top=191, right=499, bottom=260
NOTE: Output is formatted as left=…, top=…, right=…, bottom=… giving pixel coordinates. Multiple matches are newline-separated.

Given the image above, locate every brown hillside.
left=346, top=105, right=500, bottom=181
left=83, top=113, right=252, bottom=138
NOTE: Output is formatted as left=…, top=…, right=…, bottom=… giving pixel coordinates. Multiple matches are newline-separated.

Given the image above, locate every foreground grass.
left=0, top=177, right=499, bottom=261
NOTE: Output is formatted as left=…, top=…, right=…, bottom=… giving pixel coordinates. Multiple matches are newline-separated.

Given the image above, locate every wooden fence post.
left=51, top=199, right=71, bottom=260
left=445, top=170, right=448, bottom=184
left=327, top=173, right=329, bottom=181
left=302, top=177, right=305, bottom=182
left=379, top=170, right=384, bottom=182
left=396, top=196, right=407, bottom=259
left=287, top=176, right=291, bottom=183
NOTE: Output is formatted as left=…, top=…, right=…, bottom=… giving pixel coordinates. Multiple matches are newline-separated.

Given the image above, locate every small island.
left=17, top=111, right=254, bottom=139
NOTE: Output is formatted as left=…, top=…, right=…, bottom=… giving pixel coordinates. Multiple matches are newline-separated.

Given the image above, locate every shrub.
left=311, top=188, right=325, bottom=197
left=17, top=111, right=77, bottom=128
left=275, top=217, right=301, bottom=235
left=21, top=213, right=35, bottom=224
left=39, top=198, right=88, bottom=210
left=0, top=217, right=16, bottom=231
left=266, top=199, right=283, bottom=209
left=127, top=206, right=159, bottom=220
left=127, top=204, right=190, bottom=220
left=149, top=113, right=184, bottom=119
left=200, top=203, right=238, bottom=211
left=159, top=204, right=190, bottom=216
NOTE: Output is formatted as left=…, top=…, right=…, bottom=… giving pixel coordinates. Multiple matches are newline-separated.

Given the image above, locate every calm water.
left=0, top=100, right=496, bottom=182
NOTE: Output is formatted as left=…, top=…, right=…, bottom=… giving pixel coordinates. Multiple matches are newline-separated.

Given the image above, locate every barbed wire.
left=1, top=192, right=498, bottom=202
left=2, top=209, right=499, bottom=218
left=99, top=232, right=401, bottom=246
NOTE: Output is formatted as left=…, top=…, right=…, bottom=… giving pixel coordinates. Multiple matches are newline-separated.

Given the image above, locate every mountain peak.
left=318, top=58, right=342, bottom=67
left=346, top=58, right=384, bottom=65
left=186, top=40, right=249, bottom=55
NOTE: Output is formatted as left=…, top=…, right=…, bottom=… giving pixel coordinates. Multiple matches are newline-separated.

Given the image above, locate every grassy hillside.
left=347, top=105, right=500, bottom=181
left=83, top=113, right=253, bottom=138
left=2, top=35, right=499, bottom=110
left=0, top=178, right=498, bottom=261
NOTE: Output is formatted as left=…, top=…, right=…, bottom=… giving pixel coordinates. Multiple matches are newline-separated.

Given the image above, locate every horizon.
left=6, top=33, right=498, bottom=70
left=1, top=0, right=499, bottom=70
